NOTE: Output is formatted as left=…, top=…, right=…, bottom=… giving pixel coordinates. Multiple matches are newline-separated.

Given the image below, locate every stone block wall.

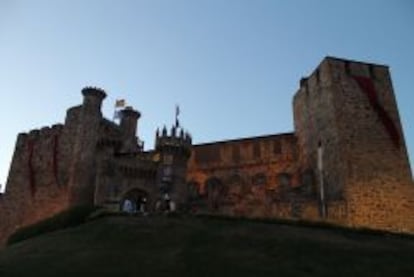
left=327, top=58, right=412, bottom=185
left=93, top=154, right=158, bottom=210
left=342, top=179, right=414, bottom=232
left=293, top=57, right=414, bottom=232
left=186, top=134, right=317, bottom=217
left=0, top=87, right=108, bottom=245
left=293, top=58, right=347, bottom=200
left=2, top=57, right=413, bottom=246
left=0, top=124, right=70, bottom=245
left=188, top=134, right=298, bottom=189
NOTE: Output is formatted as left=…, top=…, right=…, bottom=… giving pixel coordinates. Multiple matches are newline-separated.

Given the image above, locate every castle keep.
left=1, top=57, right=413, bottom=244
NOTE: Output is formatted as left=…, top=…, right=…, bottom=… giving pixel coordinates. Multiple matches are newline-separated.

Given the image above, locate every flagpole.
left=175, top=104, right=180, bottom=128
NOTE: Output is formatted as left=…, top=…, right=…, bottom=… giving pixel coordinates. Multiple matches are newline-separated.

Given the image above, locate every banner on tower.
left=115, top=99, right=126, bottom=108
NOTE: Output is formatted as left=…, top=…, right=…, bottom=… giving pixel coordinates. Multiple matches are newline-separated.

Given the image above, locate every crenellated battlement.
left=16, top=123, right=65, bottom=145
left=298, top=57, right=391, bottom=93
left=155, top=125, right=192, bottom=153
left=81, top=86, right=107, bottom=99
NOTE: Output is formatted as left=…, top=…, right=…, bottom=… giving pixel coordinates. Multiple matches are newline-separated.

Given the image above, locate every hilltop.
left=1, top=215, right=414, bottom=276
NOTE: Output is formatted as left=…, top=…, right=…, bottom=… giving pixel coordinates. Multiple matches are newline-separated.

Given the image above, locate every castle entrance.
left=120, top=188, right=149, bottom=214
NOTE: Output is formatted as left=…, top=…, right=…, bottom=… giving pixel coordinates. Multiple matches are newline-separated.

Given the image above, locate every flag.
left=115, top=99, right=126, bottom=108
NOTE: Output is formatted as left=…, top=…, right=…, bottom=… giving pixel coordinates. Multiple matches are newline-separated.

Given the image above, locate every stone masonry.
left=0, top=87, right=192, bottom=245
left=0, top=57, right=413, bottom=246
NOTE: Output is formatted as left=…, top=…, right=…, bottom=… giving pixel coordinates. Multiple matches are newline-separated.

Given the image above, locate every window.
left=278, top=173, right=291, bottom=189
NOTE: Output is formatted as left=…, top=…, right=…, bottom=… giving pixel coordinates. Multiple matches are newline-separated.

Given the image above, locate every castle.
left=1, top=57, right=413, bottom=245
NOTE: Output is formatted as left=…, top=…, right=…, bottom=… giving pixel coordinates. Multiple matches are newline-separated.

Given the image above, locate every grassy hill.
left=1, top=215, right=414, bottom=276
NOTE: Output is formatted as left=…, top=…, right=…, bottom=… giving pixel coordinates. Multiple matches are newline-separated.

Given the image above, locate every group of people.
left=121, top=193, right=176, bottom=215
left=121, top=197, right=148, bottom=215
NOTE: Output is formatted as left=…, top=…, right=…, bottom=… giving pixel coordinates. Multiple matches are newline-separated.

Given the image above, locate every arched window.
left=278, top=173, right=291, bottom=189
left=252, top=173, right=267, bottom=186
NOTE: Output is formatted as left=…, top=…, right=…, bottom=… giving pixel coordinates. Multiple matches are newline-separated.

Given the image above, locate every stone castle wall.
left=0, top=88, right=109, bottom=245
left=0, top=88, right=192, bottom=246
left=187, top=134, right=306, bottom=216
left=187, top=57, right=414, bottom=232
left=0, top=124, right=71, bottom=244
left=293, top=58, right=346, bottom=200
left=293, top=57, right=414, bottom=230
left=187, top=132, right=349, bottom=222
left=325, top=58, right=414, bottom=231
left=1, top=57, right=413, bottom=246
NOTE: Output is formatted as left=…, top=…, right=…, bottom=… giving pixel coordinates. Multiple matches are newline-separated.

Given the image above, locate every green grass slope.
left=1, top=215, right=414, bottom=277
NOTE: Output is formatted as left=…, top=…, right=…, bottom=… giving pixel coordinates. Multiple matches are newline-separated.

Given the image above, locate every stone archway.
left=120, top=188, right=150, bottom=213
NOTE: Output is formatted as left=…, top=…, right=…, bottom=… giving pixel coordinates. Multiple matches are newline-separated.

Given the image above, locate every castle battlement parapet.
left=81, top=86, right=107, bottom=99
left=19, top=123, right=65, bottom=140
left=155, top=126, right=192, bottom=155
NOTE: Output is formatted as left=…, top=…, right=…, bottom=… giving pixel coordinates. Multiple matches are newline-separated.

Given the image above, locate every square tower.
left=293, top=57, right=412, bottom=206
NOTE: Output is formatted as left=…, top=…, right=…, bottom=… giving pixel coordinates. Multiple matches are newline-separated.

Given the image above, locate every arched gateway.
left=120, top=188, right=150, bottom=214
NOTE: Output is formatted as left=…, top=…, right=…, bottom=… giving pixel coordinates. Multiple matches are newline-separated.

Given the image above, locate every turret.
left=155, top=125, right=192, bottom=157
left=120, top=106, right=141, bottom=139
left=81, top=86, right=106, bottom=114
left=154, top=125, right=192, bottom=210
left=118, top=106, right=142, bottom=153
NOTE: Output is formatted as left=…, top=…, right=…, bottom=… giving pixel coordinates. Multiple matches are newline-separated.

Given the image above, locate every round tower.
left=155, top=125, right=192, bottom=211
left=81, top=86, right=106, bottom=114
left=69, top=86, right=107, bottom=206
left=120, top=106, right=141, bottom=138
left=119, top=106, right=143, bottom=152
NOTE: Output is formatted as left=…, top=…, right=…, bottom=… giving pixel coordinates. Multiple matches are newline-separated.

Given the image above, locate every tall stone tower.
left=66, top=87, right=106, bottom=206
left=155, top=126, right=192, bottom=210
left=293, top=57, right=414, bottom=230
left=119, top=106, right=142, bottom=153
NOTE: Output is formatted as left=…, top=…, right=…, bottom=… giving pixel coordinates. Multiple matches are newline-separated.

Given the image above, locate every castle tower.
left=119, top=106, right=142, bottom=152
left=155, top=126, right=192, bottom=210
left=67, top=87, right=106, bottom=206
left=293, top=57, right=413, bottom=229
left=82, top=87, right=106, bottom=113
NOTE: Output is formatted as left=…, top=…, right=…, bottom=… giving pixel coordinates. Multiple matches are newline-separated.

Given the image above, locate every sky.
left=0, top=0, right=413, bottom=191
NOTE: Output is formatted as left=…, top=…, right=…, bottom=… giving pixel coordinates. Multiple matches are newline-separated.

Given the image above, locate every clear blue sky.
left=1, top=0, right=413, bottom=190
